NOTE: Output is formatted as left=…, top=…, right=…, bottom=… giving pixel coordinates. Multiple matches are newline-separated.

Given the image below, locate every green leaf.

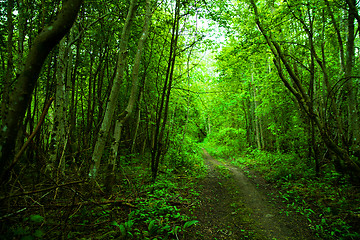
left=125, top=220, right=134, bottom=230
left=148, top=220, right=158, bottom=235
left=29, top=215, right=44, bottom=223
left=183, top=220, right=199, bottom=229
left=174, top=225, right=181, bottom=234
left=119, top=224, right=126, bottom=236
left=34, top=229, right=44, bottom=238
left=111, top=221, right=120, bottom=227
left=148, top=220, right=156, bottom=231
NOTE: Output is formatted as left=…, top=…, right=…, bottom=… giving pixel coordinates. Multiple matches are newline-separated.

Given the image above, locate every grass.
left=228, top=149, right=360, bottom=240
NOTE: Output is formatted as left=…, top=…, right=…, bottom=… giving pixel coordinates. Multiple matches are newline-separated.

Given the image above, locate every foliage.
left=105, top=169, right=201, bottom=239
left=203, top=123, right=248, bottom=158
left=1, top=0, right=360, bottom=238
left=229, top=150, right=360, bottom=239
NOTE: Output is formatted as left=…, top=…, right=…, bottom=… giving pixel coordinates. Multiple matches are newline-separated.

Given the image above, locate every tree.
left=109, top=0, right=152, bottom=172
left=0, top=0, right=83, bottom=185
left=89, top=0, right=139, bottom=180
left=248, top=0, right=360, bottom=180
left=151, top=0, right=181, bottom=181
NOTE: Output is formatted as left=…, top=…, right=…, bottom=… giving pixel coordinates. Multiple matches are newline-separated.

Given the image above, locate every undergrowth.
left=0, top=145, right=205, bottom=240
left=229, top=149, right=360, bottom=240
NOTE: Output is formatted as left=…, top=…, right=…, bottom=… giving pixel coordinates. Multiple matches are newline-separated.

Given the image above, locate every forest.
left=1, top=0, right=360, bottom=239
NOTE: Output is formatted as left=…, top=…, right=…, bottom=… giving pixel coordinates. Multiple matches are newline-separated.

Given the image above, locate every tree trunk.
left=90, top=0, right=138, bottom=179
left=109, top=0, right=152, bottom=170
left=249, top=0, right=360, bottom=182
left=0, top=0, right=83, bottom=185
left=131, top=104, right=142, bottom=154
left=252, top=68, right=262, bottom=150
left=17, top=0, right=26, bottom=75
left=344, top=0, right=359, bottom=150
left=48, top=37, right=68, bottom=175
left=1, top=0, right=14, bottom=130
left=151, top=0, right=181, bottom=181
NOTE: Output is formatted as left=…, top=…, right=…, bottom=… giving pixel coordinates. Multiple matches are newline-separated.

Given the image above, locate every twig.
left=0, top=208, right=27, bottom=220
left=10, top=199, right=137, bottom=209
left=5, top=97, right=54, bottom=179
left=0, top=180, right=84, bottom=200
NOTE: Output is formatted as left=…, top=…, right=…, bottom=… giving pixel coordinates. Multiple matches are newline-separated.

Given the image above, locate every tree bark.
left=48, top=37, right=68, bottom=175
left=0, top=0, right=83, bottom=185
left=131, top=103, right=142, bottom=154
left=109, top=0, right=152, bottom=169
left=252, top=65, right=262, bottom=150
left=90, top=0, right=138, bottom=179
left=344, top=0, right=359, bottom=150
left=151, top=0, right=181, bottom=181
left=249, top=0, right=360, bottom=182
left=1, top=0, right=14, bottom=131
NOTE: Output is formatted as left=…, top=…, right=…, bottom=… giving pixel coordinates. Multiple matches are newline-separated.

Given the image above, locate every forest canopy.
left=1, top=0, right=360, bottom=239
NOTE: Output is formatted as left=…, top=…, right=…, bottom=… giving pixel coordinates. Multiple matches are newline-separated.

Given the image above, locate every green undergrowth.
left=229, top=149, right=360, bottom=240
left=215, top=165, right=232, bottom=179
left=105, top=173, right=202, bottom=240
left=1, top=145, right=205, bottom=240
left=201, top=130, right=246, bottom=159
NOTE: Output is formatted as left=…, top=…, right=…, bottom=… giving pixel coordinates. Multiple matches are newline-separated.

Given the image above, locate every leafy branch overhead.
left=0, top=0, right=360, bottom=239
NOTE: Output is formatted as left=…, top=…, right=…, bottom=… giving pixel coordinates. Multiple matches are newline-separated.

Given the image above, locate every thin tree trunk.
left=109, top=0, right=152, bottom=170
left=0, top=0, right=82, bottom=185
left=17, top=0, right=26, bottom=75
left=152, top=0, right=181, bottom=181
left=49, top=37, right=68, bottom=175
left=344, top=0, right=359, bottom=149
left=69, top=26, right=82, bottom=158
left=182, top=20, right=197, bottom=145
left=90, top=0, right=138, bottom=179
left=249, top=0, right=360, bottom=182
left=252, top=66, right=262, bottom=149
left=131, top=106, right=142, bottom=154
left=1, top=0, right=14, bottom=128
left=208, top=114, right=211, bottom=136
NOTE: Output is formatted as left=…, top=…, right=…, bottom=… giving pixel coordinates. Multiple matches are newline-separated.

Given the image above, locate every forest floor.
left=186, top=149, right=318, bottom=240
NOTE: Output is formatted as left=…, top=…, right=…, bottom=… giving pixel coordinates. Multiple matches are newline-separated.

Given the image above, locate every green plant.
left=12, top=214, right=45, bottom=240
left=183, top=220, right=199, bottom=230
left=215, top=165, right=231, bottom=178
left=148, top=219, right=159, bottom=236
left=112, top=220, right=135, bottom=238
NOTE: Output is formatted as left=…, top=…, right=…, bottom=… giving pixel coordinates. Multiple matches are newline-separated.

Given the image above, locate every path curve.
left=187, top=149, right=316, bottom=240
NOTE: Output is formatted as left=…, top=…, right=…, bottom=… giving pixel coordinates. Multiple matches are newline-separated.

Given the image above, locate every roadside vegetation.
left=1, top=0, right=360, bottom=239
left=2, top=145, right=205, bottom=240
left=205, top=144, right=360, bottom=240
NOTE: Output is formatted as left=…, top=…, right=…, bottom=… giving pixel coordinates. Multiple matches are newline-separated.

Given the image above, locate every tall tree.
left=1, top=0, right=14, bottom=125
left=248, top=0, right=360, bottom=181
left=0, top=0, right=83, bottom=185
left=89, top=0, right=138, bottom=180
left=110, top=0, right=152, bottom=170
left=151, top=0, right=181, bottom=181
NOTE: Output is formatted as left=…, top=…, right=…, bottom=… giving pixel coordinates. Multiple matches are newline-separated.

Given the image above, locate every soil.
left=186, top=149, right=318, bottom=240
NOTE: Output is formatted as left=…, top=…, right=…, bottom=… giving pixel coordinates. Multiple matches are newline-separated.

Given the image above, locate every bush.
left=203, top=127, right=247, bottom=157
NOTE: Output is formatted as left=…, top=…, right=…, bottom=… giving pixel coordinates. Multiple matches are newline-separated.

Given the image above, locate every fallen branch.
left=1, top=180, right=84, bottom=200
left=6, top=199, right=137, bottom=209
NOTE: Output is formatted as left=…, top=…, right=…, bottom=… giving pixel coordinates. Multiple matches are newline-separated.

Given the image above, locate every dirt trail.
left=187, top=149, right=317, bottom=240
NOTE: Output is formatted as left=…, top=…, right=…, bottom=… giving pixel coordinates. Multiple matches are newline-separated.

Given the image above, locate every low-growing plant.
left=215, top=165, right=231, bottom=178
left=11, top=214, right=45, bottom=240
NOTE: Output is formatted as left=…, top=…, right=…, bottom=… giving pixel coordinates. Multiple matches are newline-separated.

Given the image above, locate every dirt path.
left=187, top=149, right=317, bottom=240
